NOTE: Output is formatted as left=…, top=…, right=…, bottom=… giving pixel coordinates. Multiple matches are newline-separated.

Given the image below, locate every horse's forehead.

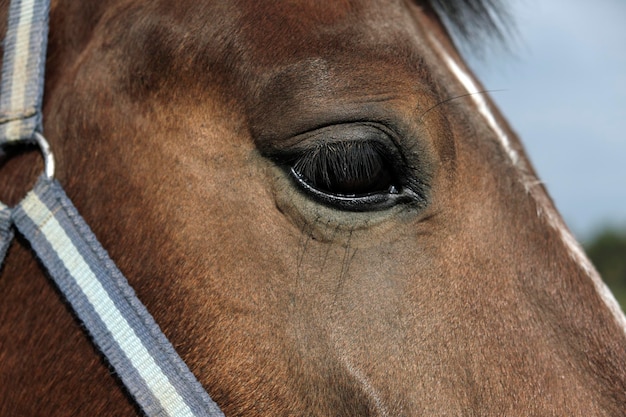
left=100, top=0, right=440, bottom=148
left=223, top=1, right=439, bottom=142
left=233, top=0, right=426, bottom=65
left=95, top=0, right=433, bottom=107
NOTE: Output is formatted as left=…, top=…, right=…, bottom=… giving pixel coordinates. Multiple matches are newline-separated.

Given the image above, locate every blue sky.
left=466, top=0, right=626, bottom=241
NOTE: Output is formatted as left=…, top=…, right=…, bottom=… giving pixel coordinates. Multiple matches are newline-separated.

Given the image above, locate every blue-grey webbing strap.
left=0, top=202, right=13, bottom=262
left=0, top=0, right=225, bottom=415
left=0, top=0, right=49, bottom=143
left=10, top=177, right=224, bottom=417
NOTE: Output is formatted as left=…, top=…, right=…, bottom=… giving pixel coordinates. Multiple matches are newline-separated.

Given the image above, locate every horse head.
left=1, top=1, right=625, bottom=415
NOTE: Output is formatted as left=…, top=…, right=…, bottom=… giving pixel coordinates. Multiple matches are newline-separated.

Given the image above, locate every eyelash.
left=292, top=141, right=396, bottom=196
left=286, top=139, right=422, bottom=211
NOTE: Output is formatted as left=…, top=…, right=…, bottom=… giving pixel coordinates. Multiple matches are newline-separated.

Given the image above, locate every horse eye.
left=289, top=141, right=413, bottom=211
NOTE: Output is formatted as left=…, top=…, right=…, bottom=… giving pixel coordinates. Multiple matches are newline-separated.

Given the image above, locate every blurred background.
left=465, top=0, right=626, bottom=309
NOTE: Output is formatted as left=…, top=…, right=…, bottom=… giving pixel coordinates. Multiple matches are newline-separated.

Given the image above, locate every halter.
left=0, top=1, right=224, bottom=415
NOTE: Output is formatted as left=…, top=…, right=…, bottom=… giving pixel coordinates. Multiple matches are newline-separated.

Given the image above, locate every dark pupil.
left=293, top=141, right=394, bottom=196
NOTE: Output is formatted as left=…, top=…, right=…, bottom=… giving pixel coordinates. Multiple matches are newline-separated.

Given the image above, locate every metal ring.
left=33, top=132, right=55, bottom=179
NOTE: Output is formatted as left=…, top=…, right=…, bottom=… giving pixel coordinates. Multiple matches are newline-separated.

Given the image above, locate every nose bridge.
left=436, top=39, right=626, bottom=335
left=530, top=177, right=626, bottom=332
left=420, top=17, right=626, bottom=343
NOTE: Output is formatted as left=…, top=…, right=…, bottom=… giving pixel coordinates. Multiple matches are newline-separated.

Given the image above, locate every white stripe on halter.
left=8, top=0, right=36, bottom=139
left=21, top=193, right=197, bottom=417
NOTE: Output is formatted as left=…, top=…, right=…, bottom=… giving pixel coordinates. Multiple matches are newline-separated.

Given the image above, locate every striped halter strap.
left=0, top=1, right=224, bottom=416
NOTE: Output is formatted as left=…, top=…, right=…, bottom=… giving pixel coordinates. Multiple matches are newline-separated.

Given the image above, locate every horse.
left=1, top=0, right=625, bottom=415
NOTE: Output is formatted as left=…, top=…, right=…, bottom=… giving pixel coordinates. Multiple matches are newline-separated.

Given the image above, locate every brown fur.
left=1, top=1, right=625, bottom=415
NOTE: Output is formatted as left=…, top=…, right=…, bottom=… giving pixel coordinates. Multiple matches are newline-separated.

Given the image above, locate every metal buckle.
left=0, top=133, right=55, bottom=180
left=33, top=132, right=55, bottom=180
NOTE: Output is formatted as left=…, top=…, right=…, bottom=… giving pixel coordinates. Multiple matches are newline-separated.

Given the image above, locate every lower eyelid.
left=288, top=167, right=422, bottom=212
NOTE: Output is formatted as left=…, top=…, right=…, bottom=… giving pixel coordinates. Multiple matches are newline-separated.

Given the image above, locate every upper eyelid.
left=263, top=122, right=402, bottom=158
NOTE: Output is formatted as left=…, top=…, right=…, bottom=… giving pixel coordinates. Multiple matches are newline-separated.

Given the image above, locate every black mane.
left=424, top=0, right=510, bottom=45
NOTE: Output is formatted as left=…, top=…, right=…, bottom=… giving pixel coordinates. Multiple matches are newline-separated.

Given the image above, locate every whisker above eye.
left=418, top=89, right=506, bottom=120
